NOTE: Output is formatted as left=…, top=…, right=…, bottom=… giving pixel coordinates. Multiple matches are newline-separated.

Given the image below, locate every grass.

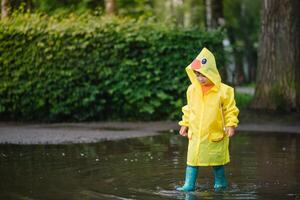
left=235, top=92, right=254, bottom=109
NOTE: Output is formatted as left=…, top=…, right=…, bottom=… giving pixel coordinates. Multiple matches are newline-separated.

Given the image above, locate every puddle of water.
left=0, top=132, right=299, bottom=200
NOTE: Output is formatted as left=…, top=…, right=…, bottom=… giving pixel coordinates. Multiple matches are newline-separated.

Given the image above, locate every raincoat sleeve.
left=178, top=85, right=192, bottom=127
left=222, top=87, right=239, bottom=128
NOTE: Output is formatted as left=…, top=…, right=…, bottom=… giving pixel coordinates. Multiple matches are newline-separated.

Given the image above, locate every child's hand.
left=225, top=127, right=235, bottom=137
left=179, top=126, right=188, bottom=137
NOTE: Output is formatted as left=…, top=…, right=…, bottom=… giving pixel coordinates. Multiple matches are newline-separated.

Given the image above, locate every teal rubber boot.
left=212, top=166, right=228, bottom=190
left=176, top=166, right=198, bottom=192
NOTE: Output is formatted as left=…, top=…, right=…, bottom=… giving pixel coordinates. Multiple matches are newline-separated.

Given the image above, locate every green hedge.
left=0, top=13, right=225, bottom=121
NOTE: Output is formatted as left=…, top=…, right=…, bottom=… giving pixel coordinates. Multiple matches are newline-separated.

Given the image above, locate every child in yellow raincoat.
left=177, top=47, right=239, bottom=191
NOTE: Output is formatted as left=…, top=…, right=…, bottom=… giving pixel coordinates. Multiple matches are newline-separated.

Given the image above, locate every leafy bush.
left=0, top=13, right=225, bottom=121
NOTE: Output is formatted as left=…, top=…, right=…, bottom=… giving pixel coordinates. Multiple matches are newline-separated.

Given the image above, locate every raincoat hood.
left=186, top=47, right=221, bottom=90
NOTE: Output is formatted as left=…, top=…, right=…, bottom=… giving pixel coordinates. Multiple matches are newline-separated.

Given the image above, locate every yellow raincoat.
left=179, top=47, right=239, bottom=166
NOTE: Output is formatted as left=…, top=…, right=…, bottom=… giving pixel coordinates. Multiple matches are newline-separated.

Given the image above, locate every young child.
left=177, top=47, right=239, bottom=191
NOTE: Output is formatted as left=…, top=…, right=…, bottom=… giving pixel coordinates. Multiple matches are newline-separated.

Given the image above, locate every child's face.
left=193, top=70, right=212, bottom=85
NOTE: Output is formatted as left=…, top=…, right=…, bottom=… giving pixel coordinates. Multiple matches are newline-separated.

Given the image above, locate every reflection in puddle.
left=0, top=132, right=299, bottom=199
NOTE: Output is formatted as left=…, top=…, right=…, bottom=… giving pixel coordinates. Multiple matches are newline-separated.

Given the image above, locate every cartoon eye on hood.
left=185, top=47, right=221, bottom=89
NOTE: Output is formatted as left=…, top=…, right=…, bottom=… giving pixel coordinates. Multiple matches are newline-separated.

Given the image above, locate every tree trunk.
left=246, top=50, right=257, bottom=83
left=3, top=0, right=33, bottom=16
left=1, top=0, right=9, bottom=19
left=105, top=0, right=116, bottom=15
left=296, top=1, right=300, bottom=108
left=226, top=29, right=245, bottom=85
left=183, top=0, right=192, bottom=27
left=203, top=0, right=224, bottom=30
left=251, top=0, right=300, bottom=111
left=234, top=50, right=244, bottom=85
left=25, top=0, right=33, bottom=11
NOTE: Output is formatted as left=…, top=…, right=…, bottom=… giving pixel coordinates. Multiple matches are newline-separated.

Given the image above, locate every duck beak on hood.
left=185, top=47, right=221, bottom=89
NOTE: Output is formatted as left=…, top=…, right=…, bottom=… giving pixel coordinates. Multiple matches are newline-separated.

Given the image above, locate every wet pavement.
left=0, top=122, right=177, bottom=144
left=1, top=121, right=300, bottom=144
left=235, top=86, right=255, bottom=95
